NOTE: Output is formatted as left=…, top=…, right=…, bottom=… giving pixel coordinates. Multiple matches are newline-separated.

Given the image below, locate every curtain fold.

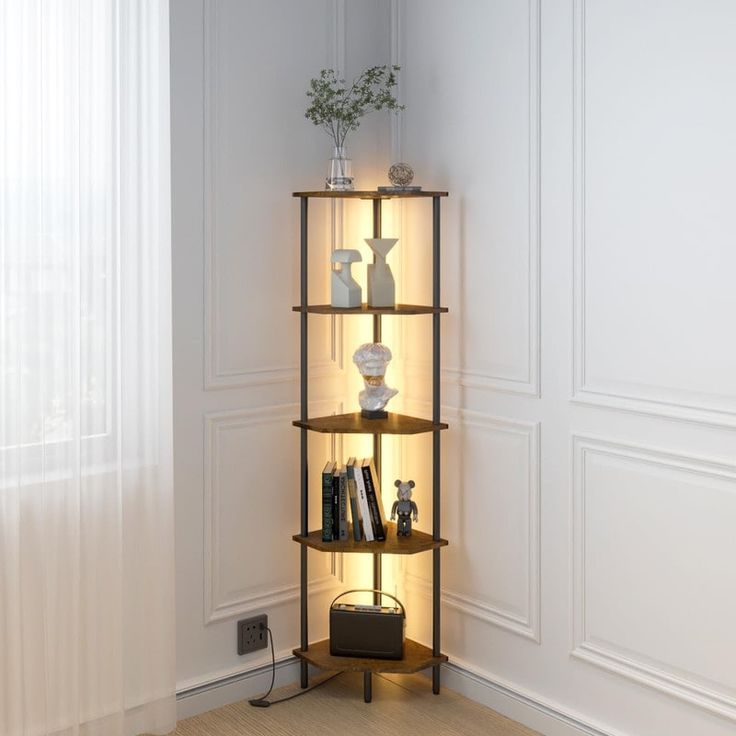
left=0, top=2, right=175, bottom=734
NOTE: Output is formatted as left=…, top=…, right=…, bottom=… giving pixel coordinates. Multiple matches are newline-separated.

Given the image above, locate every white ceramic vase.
left=331, top=249, right=362, bottom=308
left=365, top=237, right=398, bottom=308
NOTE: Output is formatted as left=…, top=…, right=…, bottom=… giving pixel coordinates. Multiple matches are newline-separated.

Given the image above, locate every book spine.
left=338, top=469, right=348, bottom=541
left=332, top=472, right=339, bottom=541
left=362, top=464, right=386, bottom=541
left=346, top=463, right=362, bottom=541
left=321, top=466, right=334, bottom=542
left=348, top=485, right=362, bottom=540
left=353, top=461, right=374, bottom=541
left=367, top=457, right=387, bottom=533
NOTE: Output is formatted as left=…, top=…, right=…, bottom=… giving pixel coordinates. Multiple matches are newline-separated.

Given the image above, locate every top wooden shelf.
left=293, top=304, right=448, bottom=315
left=292, top=190, right=449, bottom=200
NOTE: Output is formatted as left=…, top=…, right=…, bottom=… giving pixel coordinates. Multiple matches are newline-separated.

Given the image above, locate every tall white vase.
left=365, top=238, right=398, bottom=308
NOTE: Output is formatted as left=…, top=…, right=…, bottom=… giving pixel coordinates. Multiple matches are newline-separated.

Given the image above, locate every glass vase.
left=326, top=146, right=354, bottom=191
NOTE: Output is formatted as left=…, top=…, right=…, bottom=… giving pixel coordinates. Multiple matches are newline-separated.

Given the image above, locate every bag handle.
left=330, top=589, right=405, bottom=617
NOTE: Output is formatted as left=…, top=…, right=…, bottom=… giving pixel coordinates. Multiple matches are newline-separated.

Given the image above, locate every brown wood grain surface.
left=293, top=638, right=448, bottom=674
left=293, top=522, right=448, bottom=555
left=293, top=412, right=448, bottom=435
left=292, top=190, right=449, bottom=199
left=292, top=303, right=448, bottom=315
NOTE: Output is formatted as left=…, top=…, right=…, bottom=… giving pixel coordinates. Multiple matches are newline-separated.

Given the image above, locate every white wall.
left=171, top=1, right=736, bottom=734
left=399, top=1, right=736, bottom=735
left=170, top=0, right=392, bottom=702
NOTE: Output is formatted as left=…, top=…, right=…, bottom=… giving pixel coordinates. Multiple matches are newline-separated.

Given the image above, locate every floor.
left=174, top=672, right=541, bottom=736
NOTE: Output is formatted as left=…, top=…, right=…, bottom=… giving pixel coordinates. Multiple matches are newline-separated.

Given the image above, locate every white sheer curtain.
left=0, top=2, right=175, bottom=735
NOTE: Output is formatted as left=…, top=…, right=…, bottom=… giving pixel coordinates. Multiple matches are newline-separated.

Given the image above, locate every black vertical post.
left=372, top=197, right=383, bottom=347
left=372, top=197, right=382, bottom=606
left=431, top=196, right=441, bottom=695
left=363, top=671, right=373, bottom=703
left=300, top=196, right=309, bottom=688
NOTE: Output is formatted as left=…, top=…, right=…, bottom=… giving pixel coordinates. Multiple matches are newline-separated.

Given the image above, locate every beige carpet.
left=174, top=671, right=541, bottom=736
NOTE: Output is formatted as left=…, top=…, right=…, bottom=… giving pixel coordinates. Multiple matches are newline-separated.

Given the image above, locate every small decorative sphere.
left=388, top=162, right=414, bottom=187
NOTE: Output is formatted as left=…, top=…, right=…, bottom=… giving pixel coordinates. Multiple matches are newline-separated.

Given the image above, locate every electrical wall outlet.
left=237, top=614, right=268, bottom=655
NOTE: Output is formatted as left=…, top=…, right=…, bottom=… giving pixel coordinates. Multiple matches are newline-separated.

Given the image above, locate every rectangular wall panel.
left=573, top=435, right=736, bottom=718
left=204, top=0, right=337, bottom=389
left=204, top=404, right=337, bottom=624
left=401, top=0, right=540, bottom=395
left=573, top=0, right=736, bottom=424
left=439, top=411, right=540, bottom=641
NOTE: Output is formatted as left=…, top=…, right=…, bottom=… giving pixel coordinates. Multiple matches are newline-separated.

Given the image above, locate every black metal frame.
left=300, top=196, right=309, bottom=689
left=297, top=194, right=443, bottom=702
left=431, top=196, right=441, bottom=695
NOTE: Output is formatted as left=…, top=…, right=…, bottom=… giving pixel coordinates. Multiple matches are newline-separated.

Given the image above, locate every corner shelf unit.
left=292, top=189, right=449, bottom=703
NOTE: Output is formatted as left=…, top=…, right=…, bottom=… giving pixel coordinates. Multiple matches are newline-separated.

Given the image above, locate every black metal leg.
left=363, top=672, right=372, bottom=703
left=373, top=552, right=382, bottom=605
left=373, top=198, right=383, bottom=608
left=431, top=197, right=442, bottom=698
left=299, top=197, right=309, bottom=687
left=301, top=661, right=309, bottom=689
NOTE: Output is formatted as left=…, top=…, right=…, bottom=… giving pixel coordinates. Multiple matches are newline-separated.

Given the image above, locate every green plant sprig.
left=305, top=65, right=404, bottom=150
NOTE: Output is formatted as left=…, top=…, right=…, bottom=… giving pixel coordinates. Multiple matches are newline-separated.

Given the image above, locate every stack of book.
left=321, top=457, right=386, bottom=542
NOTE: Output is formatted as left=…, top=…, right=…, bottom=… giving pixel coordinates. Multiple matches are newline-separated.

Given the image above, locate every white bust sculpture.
left=352, top=342, right=398, bottom=417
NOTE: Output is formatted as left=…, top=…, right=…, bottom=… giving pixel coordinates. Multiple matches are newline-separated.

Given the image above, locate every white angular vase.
left=330, top=249, right=362, bottom=308
left=365, top=237, right=398, bottom=308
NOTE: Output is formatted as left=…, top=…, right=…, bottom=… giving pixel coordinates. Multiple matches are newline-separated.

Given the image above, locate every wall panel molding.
left=572, top=434, right=736, bottom=720
left=442, top=0, right=541, bottom=397
left=326, top=0, right=346, bottom=371
left=389, top=0, right=404, bottom=162
left=571, top=0, right=736, bottom=427
left=204, top=403, right=339, bottom=625
left=203, top=0, right=344, bottom=390
left=405, top=406, right=541, bottom=642
left=394, top=0, right=540, bottom=397
left=202, top=2, right=294, bottom=390
left=456, top=411, right=540, bottom=641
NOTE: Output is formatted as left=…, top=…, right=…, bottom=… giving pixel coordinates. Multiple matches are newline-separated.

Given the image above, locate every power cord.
left=247, top=625, right=276, bottom=707
left=248, top=625, right=341, bottom=708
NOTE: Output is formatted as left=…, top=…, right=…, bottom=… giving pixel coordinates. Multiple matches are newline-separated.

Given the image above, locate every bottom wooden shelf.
left=293, top=638, right=447, bottom=674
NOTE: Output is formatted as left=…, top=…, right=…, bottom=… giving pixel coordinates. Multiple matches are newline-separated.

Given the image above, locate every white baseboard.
left=439, top=660, right=623, bottom=736
left=176, top=655, right=301, bottom=720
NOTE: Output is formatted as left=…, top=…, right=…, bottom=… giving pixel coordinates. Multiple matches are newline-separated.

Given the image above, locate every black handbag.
left=329, top=589, right=406, bottom=660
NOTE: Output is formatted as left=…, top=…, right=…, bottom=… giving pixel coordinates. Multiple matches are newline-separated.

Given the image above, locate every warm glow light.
left=337, top=199, right=404, bottom=600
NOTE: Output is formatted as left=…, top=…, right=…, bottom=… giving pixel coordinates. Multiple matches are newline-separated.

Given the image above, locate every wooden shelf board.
left=292, top=303, right=448, bottom=315
left=293, top=638, right=447, bottom=674
left=293, top=412, right=448, bottom=435
left=293, top=522, right=447, bottom=555
left=292, top=190, right=448, bottom=200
